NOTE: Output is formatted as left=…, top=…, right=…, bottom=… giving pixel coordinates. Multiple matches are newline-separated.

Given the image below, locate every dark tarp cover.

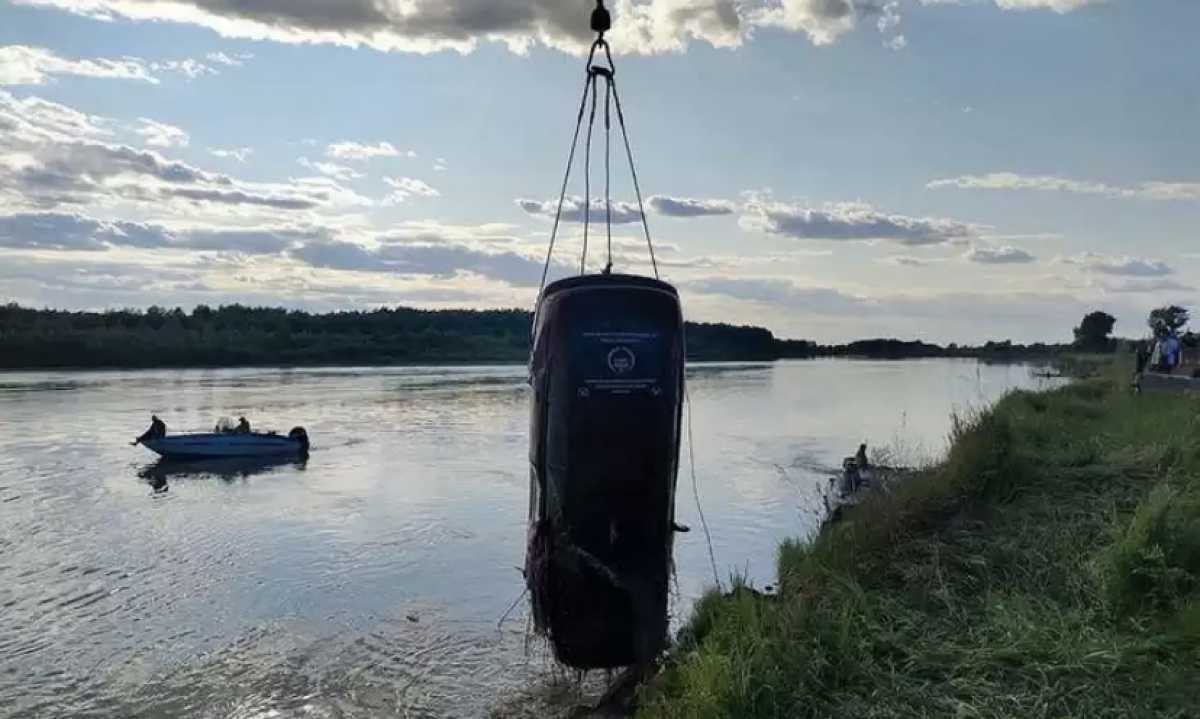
left=525, top=273, right=685, bottom=669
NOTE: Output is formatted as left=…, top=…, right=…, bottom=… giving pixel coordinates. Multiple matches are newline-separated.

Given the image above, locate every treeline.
left=0, top=304, right=531, bottom=368
left=0, top=303, right=1066, bottom=370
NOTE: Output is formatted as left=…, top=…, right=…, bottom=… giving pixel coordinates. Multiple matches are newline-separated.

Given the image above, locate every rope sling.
left=536, top=0, right=660, bottom=298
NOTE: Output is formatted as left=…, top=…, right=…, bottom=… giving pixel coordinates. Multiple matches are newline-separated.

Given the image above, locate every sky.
left=0, top=0, right=1196, bottom=344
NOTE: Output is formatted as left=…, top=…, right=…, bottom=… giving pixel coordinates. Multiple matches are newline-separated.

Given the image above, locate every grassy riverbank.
left=639, top=358, right=1200, bottom=718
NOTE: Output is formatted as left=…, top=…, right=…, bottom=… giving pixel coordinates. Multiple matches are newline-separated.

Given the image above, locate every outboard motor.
left=288, top=427, right=310, bottom=456
left=526, top=273, right=685, bottom=669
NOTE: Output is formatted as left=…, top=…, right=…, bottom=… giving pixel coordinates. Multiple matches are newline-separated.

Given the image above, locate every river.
left=0, top=359, right=1057, bottom=718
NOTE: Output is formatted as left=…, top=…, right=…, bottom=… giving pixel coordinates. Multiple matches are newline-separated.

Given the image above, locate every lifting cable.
left=536, top=2, right=660, bottom=299
left=532, top=2, right=722, bottom=593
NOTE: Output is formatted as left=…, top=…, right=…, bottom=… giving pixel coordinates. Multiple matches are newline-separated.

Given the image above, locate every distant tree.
left=1148, top=305, right=1189, bottom=338
left=1073, top=311, right=1117, bottom=352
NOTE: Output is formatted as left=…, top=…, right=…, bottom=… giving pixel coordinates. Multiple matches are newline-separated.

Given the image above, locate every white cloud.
left=433, top=157, right=448, bottom=172
left=9, top=0, right=924, bottom=56
left=517, top=196, right=645, bottom=225
left=965, top=244, right=1036, bottom=264
left=0, top=45, right=157, bottom=86
left=993, top=0, right=1105, bottom=12
left=0, top=211, right=318, bottom=254
left=9, top=0, right=1110, bottom=58
left=1137, top=183, right=1200, bottom=202
left=1061, top=253, right=1173, bottom=277
left=686, top=276, right=868, bottom=314
left=210, top=146, right=253, bottom=163
left=748, top=0, right=859, bottom=47
left=290, top=238, right=550, bottom=286
left=878, top=1, right=906, bottom=50
left=0, top=91, right=370, bottom=214
left=1100, top=278, right=1193, bottom=295
left=149, top=58, right=216, bottom=79
left=136, top=117, right=190, bottom=148
left=382, top=176, right=440, bottom=204
left=326, top=141, right=413, bottom=161
left=299, top=157, right=363, bottom=182
left=928, top=172, right=1200, bottom=202
left=0, top=90, right=112, bottom=139
left=0, top=46, right=244, bottom=86
left=885, top=255, right=940, bottom=267
left=648, top=195, right=736, bottom=217
left=920, top=0, right=1104, bottom=10
left=205, top=51, right=252, bottom=66
left=740, top=197, right=977, bottom=245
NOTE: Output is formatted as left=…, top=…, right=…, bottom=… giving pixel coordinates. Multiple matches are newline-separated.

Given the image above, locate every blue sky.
left=0, top=0, right=1196, bottom=343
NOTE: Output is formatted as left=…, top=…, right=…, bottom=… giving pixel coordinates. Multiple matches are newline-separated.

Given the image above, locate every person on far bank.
left=132, top=415, right=166, bottom=445
left=856, top=443, right=870, bottom=471
left=1133, top=341, right=1151, bottom=392
left=1164, top=333, right=1182, bottom=374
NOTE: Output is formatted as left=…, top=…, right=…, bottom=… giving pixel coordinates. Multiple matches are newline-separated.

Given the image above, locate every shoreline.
left=0, top=354, right=1055, bottom=374
left=633, top=355, right=1200, bottom=718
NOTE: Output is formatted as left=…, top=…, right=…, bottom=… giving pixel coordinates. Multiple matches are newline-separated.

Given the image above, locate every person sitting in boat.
left=132, top=415, right=166, bottom=445
left=235, top=416, right=251, bottom=434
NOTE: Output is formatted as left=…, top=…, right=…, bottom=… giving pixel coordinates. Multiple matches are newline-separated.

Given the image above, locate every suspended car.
left=526, top=273, right=685, bottom=668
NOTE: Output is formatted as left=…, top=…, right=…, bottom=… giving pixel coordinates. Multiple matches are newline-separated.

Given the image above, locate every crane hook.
left=591, top=0, right=612, bottom=39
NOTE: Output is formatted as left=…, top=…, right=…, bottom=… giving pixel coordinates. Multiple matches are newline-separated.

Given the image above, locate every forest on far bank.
left=0, top=302, right=1076, bottom=369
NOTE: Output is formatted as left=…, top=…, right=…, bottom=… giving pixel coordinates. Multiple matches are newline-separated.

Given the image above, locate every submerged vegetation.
left=639, top=357, right=1200, bottom=718
left=0, top=303, right=1069, bottom=368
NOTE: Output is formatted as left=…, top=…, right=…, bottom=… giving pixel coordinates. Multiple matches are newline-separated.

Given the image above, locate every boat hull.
left=141, top=433, right=307, bottom=460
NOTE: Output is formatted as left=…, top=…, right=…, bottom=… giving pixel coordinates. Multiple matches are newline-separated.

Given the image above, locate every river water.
left=0, top=359, right=1056, bottom=718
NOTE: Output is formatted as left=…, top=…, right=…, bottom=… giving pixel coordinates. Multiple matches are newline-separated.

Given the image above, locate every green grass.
left=639, top=358, right=1200, bottom=718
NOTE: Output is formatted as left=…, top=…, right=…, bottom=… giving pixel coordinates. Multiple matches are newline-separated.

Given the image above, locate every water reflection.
left=138, top=456, right=308, bottom=492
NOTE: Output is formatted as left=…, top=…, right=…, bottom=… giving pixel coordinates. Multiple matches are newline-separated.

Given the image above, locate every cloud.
left=383, top=176, right=440, bottom=204
left=178, top=227, right=322, bottom=254
left=992, top=0, right=1105, bottom=12
left=1062, top=253, right=1173, bottom=277
left=877, top=0, right=905, bottom=50
left=0, top=45, right=157, bottom=86
left=149, top=58, right=216, bottom=79
left=928, top=172, right=1200, bottom=202
left=12, top=0, right=915, bottom=56
left=433, top=157, right=448, bottom=172
left=298, top=157, right=362, bottom=181
left=0, top=46, right=245, bottom=86
left=965, top=244, right=1036, bottom=264
left=0, top=211, right=322, bottom=254
left=885, top=255, right=940, bottom=267
left=0, top=212, right=152, bottom=250
left=748, top=0, right=860, bottom=47
left=0, top=90, right=111, bottom=139
left=210, top=146, right=253, bottom=163
left=740, top=198, right=977, bottom=245
left=291, top=239, right=551, bottom=286
left=685, top=276, right=869, bottom=314
left=1101, top=278, right=1193, bottom=295
left=136, top=117, right=189, bottom=148
left=517, top=196, right=645, bottom=225
left=920, top=0, right=1105, bottom=11
left=9, top=0, right=1109, bottom=59
left=205, top=51, right=252, bottom=66
left=0, top=91, right=369, bottom=213
left=648, top=195, right=736, bottom=217
left=326, top=141, right=412, bottom=161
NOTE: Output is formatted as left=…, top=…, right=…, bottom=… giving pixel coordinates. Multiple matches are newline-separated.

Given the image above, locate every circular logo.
left=606, top=346, right=636, bottom=375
